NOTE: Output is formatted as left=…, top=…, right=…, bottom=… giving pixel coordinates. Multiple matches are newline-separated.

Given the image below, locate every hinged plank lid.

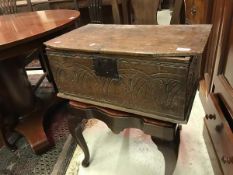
left=45, top=24, right=212, bottom=57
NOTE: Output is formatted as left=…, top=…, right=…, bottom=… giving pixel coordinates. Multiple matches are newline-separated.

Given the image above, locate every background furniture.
left=0, top=0, right=18, bottom=150
left=85, top=0, right=120, bottom=24
left=185, top=0, right=233, bottom=174
left=88, top=0, right=103, bottom=23
left=0, top=0, right=17, bottom=14
left=47, top=0, right=79, bottom=10
left=0, top=0, right=52, bottom=149
left=0, top=0, right=53, bottom=89
left=123, top=0, right=185, bottom=25
left=14, top=0, right=184, bottom=25
left=184, top=0, right=213, bottom=25
left=184, top=0, right=213, bottom=78
left=0, top=10, right=80, bottom=153
left=170, top=0, right=185, bottom=24
left=130, top=0, right=160, bottom=24
left=86, top=0, right=123, bottom=24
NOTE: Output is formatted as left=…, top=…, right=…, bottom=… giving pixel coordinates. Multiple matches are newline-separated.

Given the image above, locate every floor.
left=65, top=92, right=222, bottom=175
left=0, top=75, right=75, bottom=175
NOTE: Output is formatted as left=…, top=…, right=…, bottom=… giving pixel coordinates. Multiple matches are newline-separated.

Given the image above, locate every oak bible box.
left=45, top=24, right=211, bottom=124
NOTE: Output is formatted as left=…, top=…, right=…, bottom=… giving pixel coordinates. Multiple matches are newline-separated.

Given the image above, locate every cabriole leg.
left=67, top=107, right=90, bottom=167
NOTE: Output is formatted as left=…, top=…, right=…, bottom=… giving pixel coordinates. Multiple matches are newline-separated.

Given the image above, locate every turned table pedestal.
left=0, top=10, right=80, bottom=153
left=68, top=101, right=181, bottom=175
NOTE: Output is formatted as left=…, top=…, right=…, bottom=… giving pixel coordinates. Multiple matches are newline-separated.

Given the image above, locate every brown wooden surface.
left=121, top=0, right=130, bottom=24
left=50, top=53, right=193, bottom=124
left=77, top=0, right=122, bottom=8
left=170, top=0, right=185, bottom=24
left=0, top=10, right=79, bottom=153
left=200, top=0, right=233, bottom=130
left=46, top=24, right=211, bottom=123
left=0, top=0, right=17, bottom=14
left=185, top=0, right=213, bottom=24
left=0, top=9, right=80, bottom=60
left=204, top=0, right=224, bottom=92
left=213, top=0, right=233, bottom=118
left=14, top=96, right=64, bottom=154
left=184, top=0, right=213, bottom=78
left=206, top=94, right=233, bottom=174
left=199, top=81, right=233, bottom=175
left=48, top=0, right=123, bottom=24
left=15, top=106, right=51, bottom=154
left=45, top=24, right=212, bottom=57
left=198, top=0, right=233, bottom=174
left=119, top=0, right=185, bottom=25
left=130, top=0, right=160, bottom=24
left=68, top=100, right=180, bottom=175
left=111, top=0, right=121, bottom=24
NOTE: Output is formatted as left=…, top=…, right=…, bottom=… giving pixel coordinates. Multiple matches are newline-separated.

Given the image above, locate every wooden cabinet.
left=214, top=2, right=233, bottom=114
left=201, top=0, right=225, bottom=91
left=203, top=92, right=233, bottom=175
left=192, top=0, right=233, bottom=174
left=185, top=0, right=214, bottom=77
left=185, top=0, right=213, bottom=24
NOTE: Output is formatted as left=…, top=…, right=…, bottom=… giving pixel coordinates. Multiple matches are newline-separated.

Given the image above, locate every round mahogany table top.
left=0, top=9, right=80, bottom=60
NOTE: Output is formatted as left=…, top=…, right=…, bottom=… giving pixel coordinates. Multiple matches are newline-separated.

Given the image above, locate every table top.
left=0, top=9, right=80, bottom=52
left=45, top=24, right=212, bottom=57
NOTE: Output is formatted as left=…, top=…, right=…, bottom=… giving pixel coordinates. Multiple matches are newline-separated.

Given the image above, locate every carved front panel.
left=48, top=51, right=191, bottom=122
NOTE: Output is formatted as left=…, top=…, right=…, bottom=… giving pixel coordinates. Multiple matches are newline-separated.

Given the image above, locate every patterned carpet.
left=0, top=105, right=77, bottom=175
left=0, top=74, right=77, bottom=175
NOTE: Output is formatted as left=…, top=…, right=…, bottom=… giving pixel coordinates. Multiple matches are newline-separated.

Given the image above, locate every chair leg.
left=68, top=107, right=90, bottom=167
left=38, top=49, right=51, bottom=82
left=73, top=0, right=81, bottom=27
left=111, top=0, right=121, bottom=24
left=88, top=0, right=103, bottom=23
left=38, top=48, right=58, bottom=92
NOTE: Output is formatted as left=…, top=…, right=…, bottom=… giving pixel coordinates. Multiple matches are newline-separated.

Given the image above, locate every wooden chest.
left=45, top=24, right=211, bottom=123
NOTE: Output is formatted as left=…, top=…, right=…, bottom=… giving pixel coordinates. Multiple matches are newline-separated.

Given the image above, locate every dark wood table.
left=0, top=9, right=80, bottom=153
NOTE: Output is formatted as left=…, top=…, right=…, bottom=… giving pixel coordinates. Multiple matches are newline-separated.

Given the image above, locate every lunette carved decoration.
left=48, top=51, right=191, bottom=121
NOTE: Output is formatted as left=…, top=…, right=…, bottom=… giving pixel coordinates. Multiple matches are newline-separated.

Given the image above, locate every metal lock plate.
left=93, top=56, right=119, bottom=79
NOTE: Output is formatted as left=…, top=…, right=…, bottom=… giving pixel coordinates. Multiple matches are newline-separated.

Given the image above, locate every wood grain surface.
left=46, top=24, right=211, bottom=123
left=45, top=24, right=212, bottom=57
left=0, top=10, right=80, bottom=53
left=0, top=9, right=80, bottom=152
